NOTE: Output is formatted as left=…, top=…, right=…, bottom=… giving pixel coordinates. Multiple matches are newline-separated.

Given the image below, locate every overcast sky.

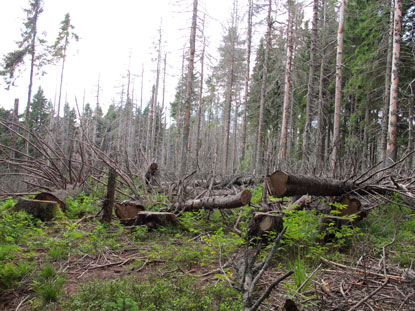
left=0, top=0, right=237, bottom=116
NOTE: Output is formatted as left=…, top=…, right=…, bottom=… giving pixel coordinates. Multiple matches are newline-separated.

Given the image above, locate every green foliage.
left=65, top=193, right=99, bottom=219
left=33, top=263, right=65, bottom=305
left=0, top=209, right=36, bottom=244
left=0, top=243, right=18, bottom=261
left=0, top=261, right=33, bottom=288
left=103, top=298, right=139, bottom=311
left=64, top=275, right=242, bottom=311
left=359, top=195, right=415, bottom=266
left=49, top=245, right=69, bottom=260
left=283, top=208, right=324, bottom=260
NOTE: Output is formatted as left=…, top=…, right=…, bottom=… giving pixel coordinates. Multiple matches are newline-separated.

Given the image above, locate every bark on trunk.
left=267, top=170, right=388, bottom=198
left=386, top=0, right=402, bottom=165
left=179, top=0, right=198, bottom=177
left=302, top=0, right=318, bottom=170
left=14, top=198, right=60, bottom=221
left=102, top=168, right=117, bottom=222
left=255, top=0, right=272, bottom=174
left=279, top=0, right=294, bottom=161
left=172, top=189, right=252, bottom=211
left=240, top=0, right=253, bottom=165
left=331, top=0, right=346, bottom=176
left=381, top=0, right=395, bottom=164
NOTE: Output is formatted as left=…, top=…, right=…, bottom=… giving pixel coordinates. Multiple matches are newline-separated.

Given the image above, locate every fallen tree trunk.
left=120, top=211, right=178, bottom=228
left=267, top=170, right=388, bottom=198
left=172, top=189, right=252, bottom=211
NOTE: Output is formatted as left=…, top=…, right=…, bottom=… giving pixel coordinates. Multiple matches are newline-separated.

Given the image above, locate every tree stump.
left=14, top=198, right=61, bottom=221
left=34, top=187, right=83, bottom=212
left=247, top=212, right=284, bottom=240
left=114, top=200, right=145, bottom=220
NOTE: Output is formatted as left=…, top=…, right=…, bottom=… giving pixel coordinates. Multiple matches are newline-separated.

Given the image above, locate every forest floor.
left=0, top=190, right=415, bottom=311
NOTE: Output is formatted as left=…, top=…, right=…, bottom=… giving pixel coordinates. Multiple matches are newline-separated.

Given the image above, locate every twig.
left=320, top=257, right=402, bottom=281
left=250, top=271, right=293, bottom=311
left=347, top=278, right=389, bottom=311
left=297, top=263, right=322, bottom=292
left=15, top=295, right=30, bottom=311
left=397, top=291, right=414, bottom=311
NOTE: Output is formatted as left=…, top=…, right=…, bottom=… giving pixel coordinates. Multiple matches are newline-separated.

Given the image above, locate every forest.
left=0, top=0, right=415, bottom=310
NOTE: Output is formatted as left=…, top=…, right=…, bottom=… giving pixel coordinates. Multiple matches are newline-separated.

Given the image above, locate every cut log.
left=172, top=189, right=252, bottom=211
left=267, top=170, right=387, bottom=198
left=14, top=198, right=61, bottom=221
left=114, top=200, right=145, bottom=220
left=34, top=186, right=83, bottom=212
left=247, top=212, right=284, bottom=239
left=120, top=211, right=178, bottom=228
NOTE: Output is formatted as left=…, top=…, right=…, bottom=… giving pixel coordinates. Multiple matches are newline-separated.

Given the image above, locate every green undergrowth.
left=63, top=274, right=242, bottom=311
left=1, top=189, right=414, bottom=309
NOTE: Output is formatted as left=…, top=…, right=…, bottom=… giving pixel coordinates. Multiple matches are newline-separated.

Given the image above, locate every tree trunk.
left=381, top=0, right=395, bottom=164
left=240, top=0, right=253, bottom=165
left=151, top=26, right=162, bottom=161
left=386, top=0, right=402, bottom=165
left=302, top=0, right=318, bottom=171
left=331, top=0, right=346, bottom=177
left=102, top=168, right=117, bottom=223
left=25, top=9, right=39, bottom=157
left=267, top=170, right=389, bottom=198
left=172, top=189, right=252, bottom=211
left=195, top=15, right=206, bottom=169
left=316, top=0, right=327, bottom=173
left=255, top=0, right=272, bottom=175
left=179, top=0, right=198, bottom=177
left=408, top=91, right=414, bottom=169
left=279, top=0, right=294, bottom=161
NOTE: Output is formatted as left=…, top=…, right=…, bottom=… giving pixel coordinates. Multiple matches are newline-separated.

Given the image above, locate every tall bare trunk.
left=151, top=27, right=162, bottom=161
left=386, top=0, right=402, bottom=165
left=381, top=0, right=395, bottom=164
left=240, top=0, right=253, bottom=166
left=255, top=0, right=272, bottom=174
left=316, top=0, right=327, bottom=173
left=195, top=15, right=206, bottom=169
left=302, top=0, right=318, bottom=171
left=331, top=0, right=346, bottom=177
left=179, top=0, right=198, bottom=177
left=25, top=9, right=39, bottom=156
left=222, top=61, right=234, bottom=176
left=279, top=0, right=294, bottom=161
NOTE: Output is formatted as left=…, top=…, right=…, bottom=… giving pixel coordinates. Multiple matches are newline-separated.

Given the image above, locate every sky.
left=0, top=0, right=236, bottom=117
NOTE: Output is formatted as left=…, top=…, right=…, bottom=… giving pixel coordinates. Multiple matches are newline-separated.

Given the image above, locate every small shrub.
left=33, top=263, right=65, bottom=304
left=0, top=243, right=18, bottom=261
left=0, top=261, right=33, bottom=288
left=49, top=245, right=69, bottom=260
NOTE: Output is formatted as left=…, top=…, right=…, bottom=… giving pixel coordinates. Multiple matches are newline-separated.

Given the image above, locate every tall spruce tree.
left=50, top=13, right=79, bottom=118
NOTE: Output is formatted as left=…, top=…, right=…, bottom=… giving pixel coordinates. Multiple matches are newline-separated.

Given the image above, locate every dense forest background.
left=0, top=0, right=415, bottom=310
left=0, top=0, right=414, bottom=190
